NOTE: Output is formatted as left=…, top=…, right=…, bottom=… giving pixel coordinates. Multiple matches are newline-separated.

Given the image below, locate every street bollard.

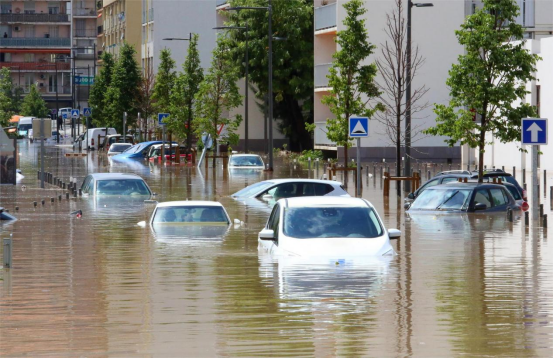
left=50, top=197, right=54, bottom=203
left=502, top=166, right=505, bottom=171
left=467, top=164, right=470, bottom=172
left=544, top=170, right=547, bottom=196
left=525, top=211, right=529, bottom=226
left=79, top=189, right=82, bottom=196
left=513, top=166, right=516, bottom=180
left=62, top=182, right=66, bottom=189
left=543, top=214, right=548, bottom=228
left=540, top=204, right=544, bottom=218
left=3, top=237, right=12, bottom=268
left=507, top=208, right=513, bottom=222
left=33, top=201, right=37, bottom=208
left=373, top=165, right=376, bottom=179
left=522, top=168, right=526, bottom=185
left=58, top=195, right=62, bottom=201
left=53, top=177, right=57, bottom=185
left=66, top=193, right=69, bottom=200
left=15, top=206, right=18, bottom=211
left=41, top=199, right=45, bottom=206
left=308, top=157, right=311, bottom=174
left=37, top=170, right=40, bottom=180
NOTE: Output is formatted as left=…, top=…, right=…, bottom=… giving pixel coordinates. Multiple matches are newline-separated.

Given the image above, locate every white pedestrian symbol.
left=352, top=120, right=367, bottom=135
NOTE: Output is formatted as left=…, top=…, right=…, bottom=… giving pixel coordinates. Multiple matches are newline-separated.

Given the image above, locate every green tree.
left=104, top=43, right=141, bottom=132
left=89, top=52, right=115, bottom=127
left=0, top=68, right=15, bottom=126
left=318, top=0, right=382, bottom=165
left=21, top=84, right=49, bottom=118
left=225, top=0, right=313, bottom=151
left=169, top=34, right=203, bottom=152
left=425, top=0, right=539, bottom=182
left=152, top=48, right=176, bottom=115
left=194, top=37, right=243, bottom=165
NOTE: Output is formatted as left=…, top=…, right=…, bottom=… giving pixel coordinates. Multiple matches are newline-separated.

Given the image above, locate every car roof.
left=280, top=196, right=373, bottom=208
left=264, top=179, right=342, bottom=185
left=88, top=173, right=144, bottom=180
left=230, top=154, right=262, bottom=158
left=156, top=201, right=225, bottom=208
left=430, top=182, right=509, bottom=189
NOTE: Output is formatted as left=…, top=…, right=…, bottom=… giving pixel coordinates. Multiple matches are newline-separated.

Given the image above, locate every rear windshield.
left=96, top=179, right=151, bottom=196
left=283, top=207, right=383, bottom=238
left=153, top=206, right=229, bottom=224
left=110, top=144, right=132, bottom=152
left=230, top=155, right=264, bottom=167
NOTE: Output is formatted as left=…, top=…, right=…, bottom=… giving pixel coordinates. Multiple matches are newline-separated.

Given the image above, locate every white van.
left=17, top=117, right=35, bottom=137
left=58, top=108, right=71, bottom=119
left=79, top=128, right=117, bottom=150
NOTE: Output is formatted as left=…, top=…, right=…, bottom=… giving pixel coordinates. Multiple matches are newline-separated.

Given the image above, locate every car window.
left=300, top=183, right=334, bottom=196
left=229, top=155, right=264, bottom=167
left=273, top=183, right=299, bottom=199
left=438, top=190, right=470, bottom=210
left=267, top=204, right=279, bottom=229
left=474, top=189, right=492, bottom=207
left=490, top=188, right=508, bottom=206
left=96, top=179, right=151, bottom=196
left=410, top=189, right=472, bottom=210
left=504, top=185, right=521, bottom=200
left=153, top=206, right=228, bottom=224
left=418, top=178, right=440, bottom=194
left=441, top=177, right=460, bottom=184
left=81, top=176, right=92, bottom=194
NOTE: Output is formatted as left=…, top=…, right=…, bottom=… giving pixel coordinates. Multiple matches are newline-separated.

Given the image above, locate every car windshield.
left=232, top=181, right=274, bottom=197
left=18, top=124, right=32, bottom=131
left=283, top=206, right=383, bottom=239
left=230, top=155, right=264, bottom=167
left=110, top=144, right=131, bottom=152
left=410, top=188, right=472, bottom=210
left=153, top=206, right=229, bottom=224
left=96, top=179, right=151, bottom=196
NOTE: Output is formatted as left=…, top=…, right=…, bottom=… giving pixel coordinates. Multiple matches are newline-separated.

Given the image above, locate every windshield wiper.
left=436, top=191, right=460, bottom=210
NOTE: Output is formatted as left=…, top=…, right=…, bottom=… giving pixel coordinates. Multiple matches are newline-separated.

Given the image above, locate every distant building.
left=101, top=0, right=142, bottom=64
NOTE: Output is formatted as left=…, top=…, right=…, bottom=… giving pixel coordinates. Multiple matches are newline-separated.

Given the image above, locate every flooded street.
left=1, top=139, right=552, bottom=357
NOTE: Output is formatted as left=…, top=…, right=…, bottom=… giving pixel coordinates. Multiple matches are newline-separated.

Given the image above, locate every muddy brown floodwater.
left=1, top=139, right=552, bottom=357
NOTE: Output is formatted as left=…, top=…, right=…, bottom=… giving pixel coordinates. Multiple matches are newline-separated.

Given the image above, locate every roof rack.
left=436, top=170, right=472, bottom=176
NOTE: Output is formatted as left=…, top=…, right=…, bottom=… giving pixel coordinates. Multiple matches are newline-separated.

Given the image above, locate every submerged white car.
left=228, top=154, right=265, bottom=169
left=258, top=197, right=400, bottom=257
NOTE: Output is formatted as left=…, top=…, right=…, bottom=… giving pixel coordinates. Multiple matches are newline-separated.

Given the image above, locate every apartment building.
left=0, top=0, right=73, bottom=109
left=100, top=0, right=141, bottom=64
left=313, top=0, right=553, bottom=164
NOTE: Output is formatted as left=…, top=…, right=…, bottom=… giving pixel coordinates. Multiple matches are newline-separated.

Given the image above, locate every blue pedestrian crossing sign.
left=62, top=113, right=68, bottom=119
left=83, top=107, right=92, bottom=117
left=71, top=109, right=80, bottom=119
left=522, top=118, right=547, bottom=145
left=349, top=117, right=369, bottom=137
left=158, top=113, right=170, bottom=125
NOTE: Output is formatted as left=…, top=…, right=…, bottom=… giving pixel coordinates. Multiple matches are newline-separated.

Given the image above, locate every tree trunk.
left=478, top=128, right=485, bottom=184
left=186, top=98, right=192, bottom=155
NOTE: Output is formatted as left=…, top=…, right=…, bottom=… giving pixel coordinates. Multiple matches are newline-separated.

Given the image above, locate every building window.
left=48, top=74, right=57, bottom=93
left=24, top=74, right=33, bottom=92
left=48, top=4, right=60, bottom=14
left=1, top=2, right=12, bottom=14
left=23, top=1, right=35, bottom=14
left=24, top=25, right=35, bottom=38
left=49, top=26, right=59, bottom=38
left=24, top=53, right=35, bottom=62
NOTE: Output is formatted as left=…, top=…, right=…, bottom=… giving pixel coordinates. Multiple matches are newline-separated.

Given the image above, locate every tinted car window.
left=474, top=189, right=492, bottom=207
left=301, top=183, right=334, bottom=196
left=441, top=177, right=460, bottom=184
left=153, top=206, right=228, bottom=223
left=490, top=188, right=508, bottom=206
left=505, top=185, right=521, bottom=200
left=96, top=179, right=151, bottom=196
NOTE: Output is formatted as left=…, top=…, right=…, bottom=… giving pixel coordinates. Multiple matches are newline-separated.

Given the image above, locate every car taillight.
left=521, top=201, right=529, bottom=212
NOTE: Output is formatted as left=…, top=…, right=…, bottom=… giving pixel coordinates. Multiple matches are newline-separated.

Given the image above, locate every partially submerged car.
left=406, top=183, right=521, bottom=213
left=111, top=141, right=177, bottom=161
left=258, top=197, right=400, bottom=257
left=80, top=173, right=152, bottom=197
left=232, top=179, right=349, bottom=200
left=107, top=143, right=133, bottom=156
left=146, top=144, right=191, bottom=162
left=228, top=154, right=265, bottom=169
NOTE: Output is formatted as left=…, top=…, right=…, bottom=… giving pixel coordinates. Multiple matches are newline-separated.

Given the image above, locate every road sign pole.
left=356, top=138, right=361, bottom=197
left=162, top=125, right=166, bottom=164
left=123, top=112, right=127, bottom=143
left=532, top=145, right=539, bottom=221
left=40, top=118, right=45, bottom=189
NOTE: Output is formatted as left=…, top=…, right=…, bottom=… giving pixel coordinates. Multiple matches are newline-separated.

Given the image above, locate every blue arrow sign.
left=522, top=118, right=547, bottom=145
left=71, top=109, right=80, bottom=118
left=349, top=117, right=369, bottom=138
left=83, top=108, right=92, bottom=117
left=158, top=113, right=170, bottom=125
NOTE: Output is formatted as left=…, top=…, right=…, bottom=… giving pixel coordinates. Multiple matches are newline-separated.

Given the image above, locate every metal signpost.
left=71, top=109, right=79, bottom=139
left=349, top=116, right=369, bottom=197
left=522, top=118, right=548, bottom=221
left=83, top=107, right=92, bottom=133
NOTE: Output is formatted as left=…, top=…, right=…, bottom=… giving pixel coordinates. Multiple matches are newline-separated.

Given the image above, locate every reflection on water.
left=0, top=140, right=552, bottom=357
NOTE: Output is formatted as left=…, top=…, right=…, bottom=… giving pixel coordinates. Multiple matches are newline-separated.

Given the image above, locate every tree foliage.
left=21, top=84, right=49, bottom=118
left=89, top=52, right=115, bottom=127
left=319, top=0, right=382, bottom=164
left=168, top=35, right=204, bottom=150
left=194, top=37, right=243, bottom=163
left=224, top=0, right=314, bottom=151
left=0, top=68, right=15, bottom=126
left=103, top=43, right=141, bottom=132
left=424, top=0, right=539, bottom=182
left=153, top=48, right=176, bottom=115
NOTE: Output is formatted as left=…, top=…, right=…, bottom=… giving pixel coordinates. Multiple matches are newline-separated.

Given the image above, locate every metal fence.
left=315, top=63, right=332, bottom=88
left=315, top=3, right=337, bottom=31
left=0, top=38, right=71, bottom=47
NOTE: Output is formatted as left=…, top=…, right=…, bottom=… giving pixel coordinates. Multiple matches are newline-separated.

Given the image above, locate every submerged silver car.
left=80, top=173, right=152, bottom=197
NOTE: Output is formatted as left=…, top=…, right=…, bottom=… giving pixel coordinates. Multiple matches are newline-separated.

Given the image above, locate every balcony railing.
left=21, top=85, right=71, bottom=95
left=216, top=0, right=228, bottom=7
left=315, top=3, right=337, bottom=31
left=0, top=38, right=71, bottom=47
left=315, top=63, right=332, bottom=88
left=0, top=13, right=70, bottom=23
left=74, top=29, right=97, bottom=37
left=0, top=62, right=71, bottom=71
left=314, top=121, right=336, bottom=148
left=73, top=8, right=97, bottom=16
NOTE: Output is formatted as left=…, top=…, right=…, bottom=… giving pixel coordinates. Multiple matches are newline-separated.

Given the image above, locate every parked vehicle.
left=78, top=128, right=117, bottom=150
left=16, top=117, right=34, bottom=137
left=101, top=134, right=134, bottom=151
left=58, top=107, right=71, bottom=120
left=258, top=197, right=400, bottom=257
left=406, top=182, right=521, bottom=213
left=232, top=179, right=349, bottom=200
left=107, top=143, right=133, bottom=156
left=406, top=169, right=526, bottom=202
left=228, top=154, right=265, bottom=169
left=80, top=173, right=152, bottom=197
left=111, top=141, right=178, bottom=161
left=148, top=201, right=231, bottom=225
left=146, top=144, right=191, bottom=162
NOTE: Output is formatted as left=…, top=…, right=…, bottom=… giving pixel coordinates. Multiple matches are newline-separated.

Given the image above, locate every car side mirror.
left=259, top=228, right=275, bottom=240
left=388, top=228, right=401, bottom=239
left=407, top=192, right=415, bottom=200
left=404, top=202, right=411, bottom=210
left=474, top=203, right=487, bottom=211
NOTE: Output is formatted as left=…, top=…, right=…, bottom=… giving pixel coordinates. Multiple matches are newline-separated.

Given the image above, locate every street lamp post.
left=213, top=24, right=249, bottom=153
left=405, top=1, right=433, bottom=192
left=164, top=34, right=193, bottom=156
